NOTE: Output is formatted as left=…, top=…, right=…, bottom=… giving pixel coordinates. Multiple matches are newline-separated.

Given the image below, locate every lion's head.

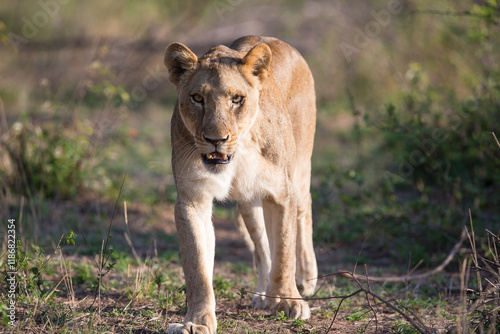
left=164, top=42, right=271, bottom=169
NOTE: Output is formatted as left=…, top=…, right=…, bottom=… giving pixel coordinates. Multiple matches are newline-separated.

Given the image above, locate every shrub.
left=0, top=120, right=99, bottom=199
left=313, top=0, right=500, bottom=264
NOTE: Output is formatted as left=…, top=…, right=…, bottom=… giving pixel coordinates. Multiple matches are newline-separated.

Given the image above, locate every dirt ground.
left=3, top=199, right=460, bottom=333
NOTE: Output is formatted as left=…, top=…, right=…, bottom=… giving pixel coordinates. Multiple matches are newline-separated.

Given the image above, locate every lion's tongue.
left=207, top=152, right=227, bottom=160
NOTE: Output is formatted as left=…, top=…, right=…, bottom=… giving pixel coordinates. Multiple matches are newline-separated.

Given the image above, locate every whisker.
left=176, top=145, right=198, bottom=177
left=171, top=137, right=195, bottom=149
left=173, top=141, right=194, bottom=155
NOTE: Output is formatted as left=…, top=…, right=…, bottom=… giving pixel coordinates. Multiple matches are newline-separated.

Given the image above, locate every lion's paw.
left=270, top=299, right=311, bottom=320
left=168, top=322, right=213, bottom=334
left=252, top=292, right=266, bottom=309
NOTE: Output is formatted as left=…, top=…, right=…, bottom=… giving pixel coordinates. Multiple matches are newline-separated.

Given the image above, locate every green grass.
left=391, top=320, right=421, bottom=334
left=0, top=227, right=463, bottom=332
left=346, top=308, right=368, bottom=322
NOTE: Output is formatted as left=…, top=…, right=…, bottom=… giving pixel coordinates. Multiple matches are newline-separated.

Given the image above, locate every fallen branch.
left=346, top=227, right=467, bottom=283
left=238, top=228, right=467, bottom=332
left=313, top=271, right=430, bottom=334
left=241, top=269, right=430, bottom=334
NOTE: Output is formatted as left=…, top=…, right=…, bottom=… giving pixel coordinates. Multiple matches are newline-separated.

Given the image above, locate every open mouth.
left=202, top=152, right=233, bottom=165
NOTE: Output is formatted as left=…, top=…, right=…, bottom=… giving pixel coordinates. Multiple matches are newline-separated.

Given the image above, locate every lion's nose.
left=204, top=135, right=229, bottom=148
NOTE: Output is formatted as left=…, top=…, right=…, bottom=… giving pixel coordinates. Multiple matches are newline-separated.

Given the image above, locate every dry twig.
left=346, top=227, right=468, bottom=283
left=244, top=270, right=430, bottom=334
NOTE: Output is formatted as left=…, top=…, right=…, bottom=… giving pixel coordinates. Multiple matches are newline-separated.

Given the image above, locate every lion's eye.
left=191, top=94, right=204, bottom=104
left=232, top=95, right=244, bottom=105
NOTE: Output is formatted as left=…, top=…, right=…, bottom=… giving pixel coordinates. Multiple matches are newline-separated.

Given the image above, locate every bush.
left=313, top=1, right=500, bottom=265
left=0, top=120, right=99, bottom=199
left=372, top=64, right=500, bottom=213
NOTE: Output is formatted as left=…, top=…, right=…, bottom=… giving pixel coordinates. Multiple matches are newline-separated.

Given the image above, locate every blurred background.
left=0, top=0, right=499, bottom=269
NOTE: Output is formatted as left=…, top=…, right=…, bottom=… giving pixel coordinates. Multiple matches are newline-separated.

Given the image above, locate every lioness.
left=164, top=35, right=317, bottom=334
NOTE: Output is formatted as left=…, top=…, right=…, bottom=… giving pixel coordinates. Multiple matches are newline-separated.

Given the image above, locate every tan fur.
left=164, top=36, right=318, bottom=334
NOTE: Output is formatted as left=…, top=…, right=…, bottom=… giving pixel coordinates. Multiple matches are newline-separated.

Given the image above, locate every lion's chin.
left=202, top=152, right=233, bottom=165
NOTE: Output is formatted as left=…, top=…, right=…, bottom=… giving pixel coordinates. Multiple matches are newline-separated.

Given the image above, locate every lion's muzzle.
left=202, top=135, right=233, bottom=164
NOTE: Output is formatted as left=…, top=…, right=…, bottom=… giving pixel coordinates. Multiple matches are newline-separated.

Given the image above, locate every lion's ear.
left=242, top=43, right=272, bottom=87
left=164, top=43, right=198, bottom=86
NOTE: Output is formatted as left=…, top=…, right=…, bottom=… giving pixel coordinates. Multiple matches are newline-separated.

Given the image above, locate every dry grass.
left=1, top=197, right=467, bottom=333
left=455, top=210, right=500, bottom=333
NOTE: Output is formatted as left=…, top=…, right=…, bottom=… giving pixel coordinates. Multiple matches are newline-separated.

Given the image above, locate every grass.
left=1, top=198, right=468, bottom=333
left=391, top=320, right=421, bottom=334
left=1, top=0, right=500, bottom=332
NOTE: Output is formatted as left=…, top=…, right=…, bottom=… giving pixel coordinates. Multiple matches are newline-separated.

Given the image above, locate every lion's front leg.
left=262, top=194, right=311, bottom=320
left=168, top=196, right=217, bottom=334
